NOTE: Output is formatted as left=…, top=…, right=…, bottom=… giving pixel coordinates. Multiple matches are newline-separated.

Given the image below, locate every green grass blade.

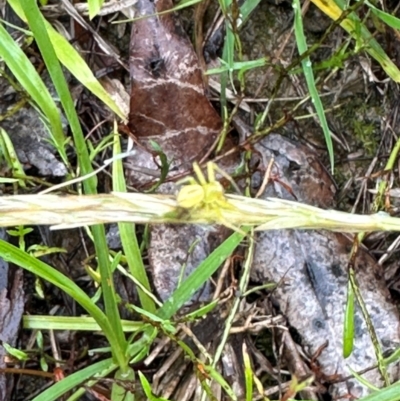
left=384, top=348, right=400, bottom=366
left=18, top=0, right=94, bottom=185
left=88, top=0, right=104, bottom=19
left=293, top=0, right=334, bottom=171
left=0, top=23, right=68, bottom=164
left=20, top=0, right=128, bottom=367
left=138, top=371, right=169, bottom=401
left=240, top=0, right=263, bottom=25
left=343, top=278, right=355, bottom=358
left=312, top=0, right=400, bottom=82
left=0, top=128, right=27, bottom=188
left=23, top=315, right=143, bottom=332
left=112, top=130, right=156, bottom=313
left=207, top=57, right=268, bottom=75
left=0, top=240, right=121, bottom=350
left=31, top=358, right=115, bottom=401
left=347, top=380, right=400, bottom=401
left=158, top=229, right=248, bottom=319
left=349, top=263, right=390, bottom=385
left=365, top=0, right=400, bottom=30
left=48, top=29, right=125, bottom=120
left=243, top=342, right=253, bottom=401
left=165, top=0, right=203, bottom=11
left=7, top=0, right=125, bottom=120
left=349, top=367, right=380, bottom=392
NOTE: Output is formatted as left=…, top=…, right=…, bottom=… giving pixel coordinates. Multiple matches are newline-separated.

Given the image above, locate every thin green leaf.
left=343, top=279, right=355, bottom=358
left=243, top=343, right=253, bottom=401
left=7, top=0, right=125, bottom=120
left=49, top=29, right=125, bottom=120
left=349, top=258, right=390, bottom=385
left=365, top=0, right=400, bottom=30
left=203, top=364, right=237, bottom=401
left=112, top=129, right=156, bottom=313
left=348, top=366, right=380, bottom=392
left=88, top=0, right=104, bottom=19
left=129, top=304, right=176, bottom=334
left=240, top=0, right=263, bottom=25
left=124, top=0, right=203, bottom=24
left=293, top=0, right=334, bottom=172
left=146, top=140, right=171, bottom=193
left=3, top=343, right=28, bottom=361
left=384, top=347, right=400, bottom=366
left=31, top=358, right=116, bottom=401
left=184, top=299, right=219, bottom=321
left=23, top=315, right=143, bottom=332
left=128, top=328, right=158, bottom=364
left=20, top=0, right=128, bottom=369
left=0, top=24, right=68, bottom=164
left=207, top=57, right=268, bottom=75
left=138, top=371, right=170, bottom=401
left=0, top=178, right=18, bottom=183
left=158, top=229, right=248, bottom=319
left=0, top=240, right=122, bottom=354
left=223, top=27, right=236, bottom=90
left=312, top=0, right=400, bottom=82
left=0, top=128, right=27, bottom=188
left=166, top=0, right=202, bottom=11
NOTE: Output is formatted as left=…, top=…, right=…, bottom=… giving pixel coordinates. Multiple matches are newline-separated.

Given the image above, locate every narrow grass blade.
left=49, top=28, right=126, bottom=120
left=21, top=0, right=128, bottom=368
left=157, top=229, right=248, bottom=319
left=0, top=129, right=27, bottom=188
left=0, top=240, right=124, bottom=357
left=333, top=380, right=400, bottom=401
left=384, top=348, right=400, bottom=366
left=349, top=367, right=380, bottom=392
left=365, top=0, right=400, bottom=29
left=23, top=315, right=143, bottom=332
left=31, top=358, right=116, bottom=401
left=138, top=371, right=169, bottom=401
left=88, top=0, right=104, bottom=19
left=240, top=0, right=263, bottom=25
left=0, top=23, right=68, bottom=164
left=112, top=129, right=156, bottom=314
left=243, top=330, right=253, bottom=401
left=7, top=0, right=126, bottom=120
left=349, top=263, right=390, bottom=385
left=293, top=0, right=334, bottom=171
left=343, top=278, right=355, bottom=358
left=311, top=0, right=400, bottom=82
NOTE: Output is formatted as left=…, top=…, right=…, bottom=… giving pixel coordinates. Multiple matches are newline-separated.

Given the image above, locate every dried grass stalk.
left=0, top=192, right=399, bottom=232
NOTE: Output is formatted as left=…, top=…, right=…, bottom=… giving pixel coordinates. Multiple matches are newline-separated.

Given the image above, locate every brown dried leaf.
left=128, top=0, right=222, bottom=167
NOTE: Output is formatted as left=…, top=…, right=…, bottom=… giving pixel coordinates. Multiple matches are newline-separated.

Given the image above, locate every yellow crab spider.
left=177, top=162, right=246, bottom=234
left=177, top=162, right=240, bottom=209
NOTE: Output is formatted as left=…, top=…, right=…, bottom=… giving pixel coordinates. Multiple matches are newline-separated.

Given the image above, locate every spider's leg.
left=207, top=161, right=216, bottom=184
left=176, top=176, right=199, bottom=186
left=219, top=215, right=248, bottom=237
left=208, top=162, right=241, bottom=195
left=193, top=162, right=208, bottom=186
